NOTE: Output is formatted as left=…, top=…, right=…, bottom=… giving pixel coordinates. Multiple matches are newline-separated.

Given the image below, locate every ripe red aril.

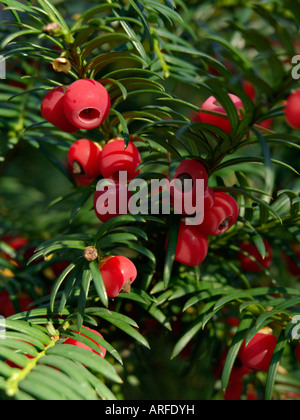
left=285, top=90, right=300, bottom=129
left=238, top=239, right=273, bottom=272
left=99, top=256, right=137, bottom=298
left=94, top=182, right=132, bottom=223
left=166, top=222, right=209, bottom=267
left=68, top=139, right=102, bottom=179
left=63, top=79, right=110, bottom=130
left=168, top=159, right=208, bottom=216
left=99, top=138, right=141, bottom=183
left=239, top=328, right=278, bottom=372
left=196, top=94, right=244, bottom=134
left=204, top=187, right=215, bottom=211
left=197, top=191, right=239, bottom=236
left=41, top=86, right=79, bottom=133
left=63, top=326, right=106, bottom=358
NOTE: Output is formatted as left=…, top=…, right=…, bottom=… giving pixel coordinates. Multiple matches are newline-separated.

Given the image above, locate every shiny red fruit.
left=94, top=183, right=132, bottom=223
left=41, top=86, right=79, bottom=133
left=239, top=329, right=277, bottom=372
left=285, top=90, right=300, bottom=129
left=99, top=139, right=141, bottom=183
left=168, top=159, right=208, bottom=216
left=197, top=191, right=239, bottom=236
left=64, top=326, right=106, bottom=358
left=242, top=81, right=256, bottom=102
left=99, top=256, right=137, bottom=298
left=204, top=187, right=215, bottom=210
left=198, top=94, right=244, bottom=134
left=238, top=239, right=273, bottom=273
left=63, top=79, right=110, bottom=130
left=167, top=222, right=209, bottom=267
left=68, top=139, right=102, bottom=179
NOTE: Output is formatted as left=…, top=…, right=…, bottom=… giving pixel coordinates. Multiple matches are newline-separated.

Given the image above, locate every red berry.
left=198, top=94, right=244, bottom=134
left=167, top=222, right=209, bottom=267
left=239, top=328, right=277, bottom=372
left=66, top=162, right=94, bottom=186
left=63, top=79, right=110, bottom=130
left=99, top=256, right=137, bottom=298
left=285, top=90, right=300, bottom=129
left=64, top=326, right=106, bottom=358
left=99, top=139, right=141, bottom=183
left=258, top=118, right=273, bottom=130
left=242, top=81, right=256, bottom=102
left=41, top=86, right=79, bottom=133
left=2, top=235, right=29, bottom=251
left=197, top=191, right=239, bottom=236
left=204, top=187, right=215, bottom=211
left=238, top=239, right=273, bottom=273
left=94, top=182, right=132, bottom=223
left=68, top=139, right=102, bottom=179
left=168, top=159, right=208, bottom=216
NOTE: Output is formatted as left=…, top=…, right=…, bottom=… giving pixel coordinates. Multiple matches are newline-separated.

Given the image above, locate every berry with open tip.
left=63, top=79, right=110, bottom=130
left=68, top=139, right=102, bottom=179
left=197, top=191, right=239, bottom=236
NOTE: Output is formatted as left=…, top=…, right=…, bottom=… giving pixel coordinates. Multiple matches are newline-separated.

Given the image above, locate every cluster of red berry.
left=219, top=327, right=278, bottom=400
left=166, top=159, right=239, bottom=267
left=41, top=79, right=110, bottom=133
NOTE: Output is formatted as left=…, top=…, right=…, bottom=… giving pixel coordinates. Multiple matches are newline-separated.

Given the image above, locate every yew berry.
left=198, top=94, right=244, bottom=134
left=197, top=191, right=239, bottom=236
left=285, top=90, right=300, bottom=129
left=238, top=239, right=273, bottom=273
left=243, top=81, right=256, bottom=102
left=68, top=139, right=102, bottom=179
left=99, top=139, right=141, bottom=183
left=0, top=290, right=34, bottom=318
left=99, top=256, right=137, bottom=298
left=168, top=159, right=208, bottom=216
left=94, top=183, right=132, bottom=223
left=167, top=222, right=209, bottom=267
left=63, top=79, right=111, bottom=130
left=66, top=162, right=94, bottom=187
left=64, top=326, right=106, bottom=358
left=41, top=86, right=79, bottom=133
left=239, top=328, right=277, bottom=372
left=204, top=187, right=215, bottom=211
